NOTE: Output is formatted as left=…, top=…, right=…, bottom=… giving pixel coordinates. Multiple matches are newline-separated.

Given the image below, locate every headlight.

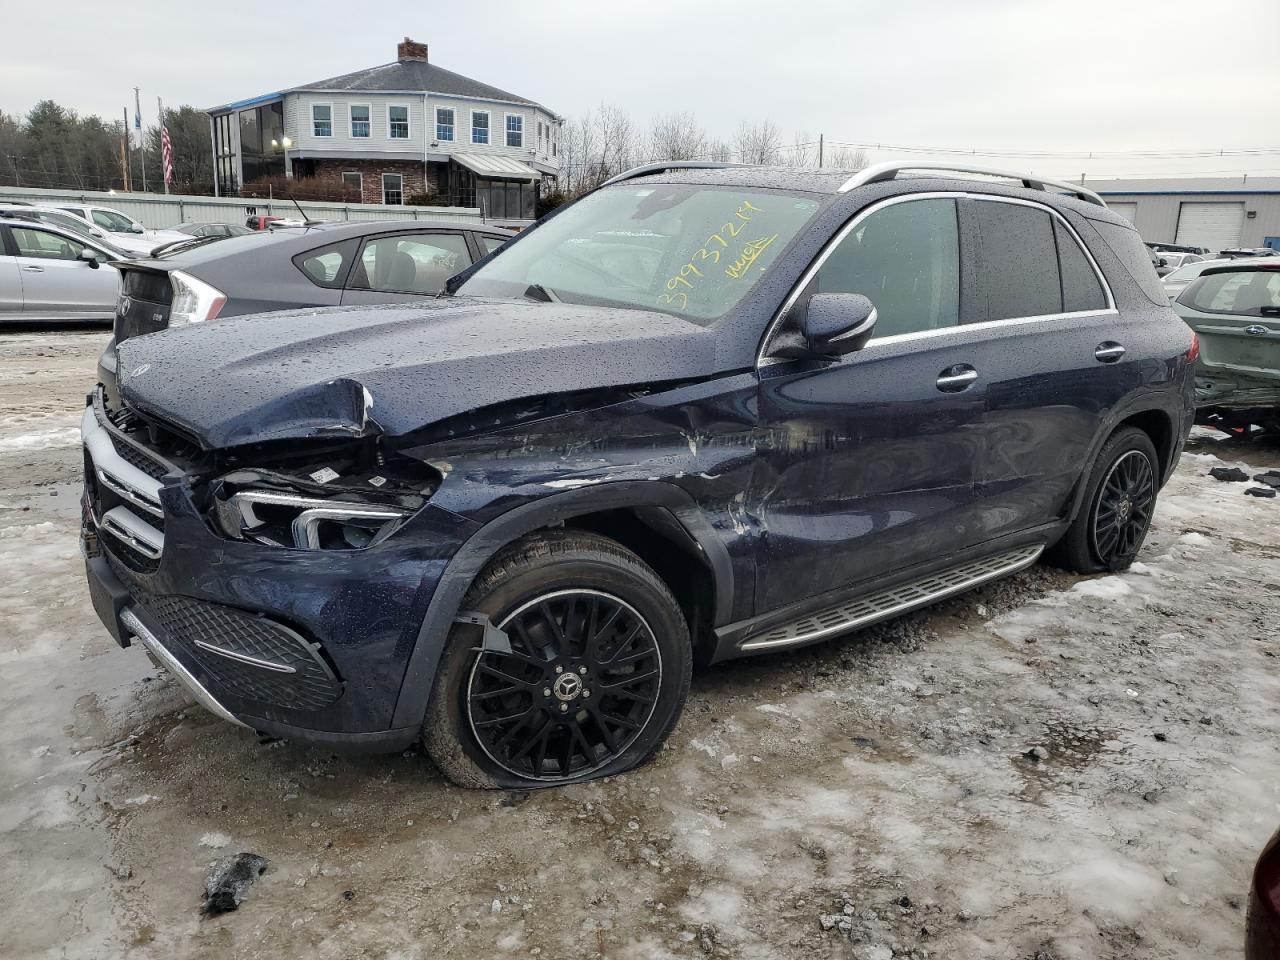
left=169, top=270, right=227, bottom=327
left=214, top=489, right=409, bottom=550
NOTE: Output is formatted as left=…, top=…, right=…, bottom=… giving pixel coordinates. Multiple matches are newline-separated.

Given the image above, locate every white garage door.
left=1108, top=202, right=1138, bottom=225
left=1175, top=202, right=1244, bottom=253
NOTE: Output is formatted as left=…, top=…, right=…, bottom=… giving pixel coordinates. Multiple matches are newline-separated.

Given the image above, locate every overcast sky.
left=4, top=0, right=1279, bottom=181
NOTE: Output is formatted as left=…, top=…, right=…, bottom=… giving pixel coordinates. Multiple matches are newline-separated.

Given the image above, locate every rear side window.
left=294, top=240, right=352, bottom=289
left=1054, top=219, right=1108, bottom=312
left=973, top=201, right=1062, bottom=320
left=811, top=197, right=960, bottom=338
left=350, top=233, right=472, bottom=295
left=1186, top=270, right=1280, bottom=317
left=1088, top=218, right=1169, bottom=305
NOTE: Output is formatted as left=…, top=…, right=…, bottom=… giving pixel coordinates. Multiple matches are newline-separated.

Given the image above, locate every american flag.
left=160, top=123, right=174, bottom=189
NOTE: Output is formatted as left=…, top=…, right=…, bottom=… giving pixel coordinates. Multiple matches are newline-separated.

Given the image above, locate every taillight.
left=1187, top=331, right=1200, bottom=363
left=169, top=270, right=227, bottom=327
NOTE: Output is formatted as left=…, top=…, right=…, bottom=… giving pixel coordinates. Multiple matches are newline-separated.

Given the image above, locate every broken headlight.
left=209, top=460, right=437, bottom=551
left=214, top=489, right=409, bottom=550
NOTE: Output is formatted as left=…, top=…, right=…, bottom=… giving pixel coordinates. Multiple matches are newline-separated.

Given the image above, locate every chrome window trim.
left=757, top=191, right=1117, bottom=366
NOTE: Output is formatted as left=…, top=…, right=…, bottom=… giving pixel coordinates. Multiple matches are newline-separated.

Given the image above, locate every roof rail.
left=838, top=161, right=1108, bottom=208
left=598, top=161, right=737, bottom=189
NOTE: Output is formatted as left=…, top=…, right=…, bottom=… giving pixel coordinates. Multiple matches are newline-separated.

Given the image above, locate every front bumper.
left=80, top=394, right=479, bottom=749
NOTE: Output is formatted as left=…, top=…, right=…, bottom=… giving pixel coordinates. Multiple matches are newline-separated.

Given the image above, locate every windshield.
left=458, top=184, right=822, bottom=322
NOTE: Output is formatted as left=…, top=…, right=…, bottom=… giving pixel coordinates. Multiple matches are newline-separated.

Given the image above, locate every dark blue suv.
left=80, top=161, right=1196, bottom=788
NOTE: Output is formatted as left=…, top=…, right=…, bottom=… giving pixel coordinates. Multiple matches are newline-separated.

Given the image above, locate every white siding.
left=289, top=92, right=426, bottom=154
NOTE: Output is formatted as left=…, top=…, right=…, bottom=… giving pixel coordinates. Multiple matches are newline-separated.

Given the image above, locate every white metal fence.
left=0, top=185, right=483, bottom=230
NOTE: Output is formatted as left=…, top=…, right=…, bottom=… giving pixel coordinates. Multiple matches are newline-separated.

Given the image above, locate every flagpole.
left=157, top=96, right=170, bottom=194
left=134, top=87, right=147, bottom=193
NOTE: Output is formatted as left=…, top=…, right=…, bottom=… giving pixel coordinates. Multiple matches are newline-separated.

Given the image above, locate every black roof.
left=293, top=58, right=547, bottom=111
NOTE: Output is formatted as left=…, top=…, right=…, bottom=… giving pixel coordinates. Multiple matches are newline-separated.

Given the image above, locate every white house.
left=207, top=38, right=562, bottom=218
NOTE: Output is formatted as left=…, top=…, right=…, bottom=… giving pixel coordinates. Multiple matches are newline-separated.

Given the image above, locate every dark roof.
left=292, top=58, right=548, bottom=111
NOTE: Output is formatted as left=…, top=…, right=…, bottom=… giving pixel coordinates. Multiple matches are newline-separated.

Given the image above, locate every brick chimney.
left=397, top=37, right=428, bottom=62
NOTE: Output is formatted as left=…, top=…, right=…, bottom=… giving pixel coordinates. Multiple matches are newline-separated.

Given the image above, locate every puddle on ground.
left=1011, top=721, right=1121, bottom=804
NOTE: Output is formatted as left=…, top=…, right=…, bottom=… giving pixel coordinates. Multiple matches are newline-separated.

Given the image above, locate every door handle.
left=21, top=265, right=44, bottom=273
left=1095, top=342, right=1125, bottom=363
left=936, top=364, right=978, bottom=392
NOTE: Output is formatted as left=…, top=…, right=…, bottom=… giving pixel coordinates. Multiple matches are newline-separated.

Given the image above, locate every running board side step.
left=739, top=544, right=1044, bottom=652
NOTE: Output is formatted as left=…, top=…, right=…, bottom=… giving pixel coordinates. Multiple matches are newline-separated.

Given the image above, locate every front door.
left=9, top=225, right=117, bottom=317
left=752, top=196, right=991, bottom=612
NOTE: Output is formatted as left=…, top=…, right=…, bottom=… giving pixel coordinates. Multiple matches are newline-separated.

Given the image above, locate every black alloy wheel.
left=422, top=529, right=691, bottom=789
left=1046, top=425, right=1161, bottom=574
left=1090, top=449, right=1156, bottom=566
left=466, top=589, right=663, bottom=781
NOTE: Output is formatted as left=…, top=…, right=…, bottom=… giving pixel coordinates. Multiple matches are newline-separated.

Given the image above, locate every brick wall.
left=305, top=158, right=436, bottom=203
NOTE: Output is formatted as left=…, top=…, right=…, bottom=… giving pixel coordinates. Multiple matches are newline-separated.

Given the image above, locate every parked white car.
left=53, top=203, right=188, bottom=256
left=0, top=218, right=123, bottom=323
left=1161, top=257, right=1269, bottom=301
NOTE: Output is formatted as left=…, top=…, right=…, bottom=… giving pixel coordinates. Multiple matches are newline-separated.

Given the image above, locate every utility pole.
left=120, top=108, right=131, bottom=191
left=134, top=87, right=148, bottom=193
left=818, top=134, right=824, bottom=168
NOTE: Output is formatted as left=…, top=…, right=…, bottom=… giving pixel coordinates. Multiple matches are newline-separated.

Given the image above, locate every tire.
left=1047, top=426, right=1160, bottom=574
left=422, top=529, right=692, bottom=789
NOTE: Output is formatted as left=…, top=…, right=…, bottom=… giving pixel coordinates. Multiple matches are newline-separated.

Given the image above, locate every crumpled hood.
left=116, top=298, right=721, bottom=449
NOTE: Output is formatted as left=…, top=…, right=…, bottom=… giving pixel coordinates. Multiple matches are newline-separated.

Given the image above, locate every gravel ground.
left=1, top=328, right=1278, bottom=960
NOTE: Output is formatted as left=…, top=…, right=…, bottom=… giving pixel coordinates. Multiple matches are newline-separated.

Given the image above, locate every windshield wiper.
left=522, top=283, right=560, bottom=303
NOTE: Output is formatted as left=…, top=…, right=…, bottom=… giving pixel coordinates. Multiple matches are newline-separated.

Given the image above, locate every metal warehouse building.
left=1089, top=176, right=1280, bottom=254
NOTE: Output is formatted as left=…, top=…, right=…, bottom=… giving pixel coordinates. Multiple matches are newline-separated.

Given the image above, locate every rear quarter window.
left=1087, top=218, right=1169, bottom=305
left=1053, top=219, right=1108, bottom=312
left=293, top=240, right=355, bottom=289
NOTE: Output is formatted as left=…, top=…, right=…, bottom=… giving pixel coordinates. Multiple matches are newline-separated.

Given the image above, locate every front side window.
left=312, top=104, right=332, bottom=137
left=1187, top=269, right=1280, bottom=316
left=382, top=173, right=403, bottom=205
left=459, top=185, right=821, bottom=323
left=506, top=114, right=523, bottom=148
left=388, top=105, right=409, bottom=139
left=972, top=200, right=1061, bottom=321
left=472, top=111, right=489, bottom=145
left=350, top=104, right=370, bottom=138
left=11, top=227, right=84, bottom=260
left=436, top=108, right=455, bottom=142
left=809, top=198, right=960, bottom=338
left=351, top=233, right=472, bottom=295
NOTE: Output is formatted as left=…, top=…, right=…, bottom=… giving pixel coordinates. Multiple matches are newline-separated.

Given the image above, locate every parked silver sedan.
left=0, top=219, right=123, bottom=323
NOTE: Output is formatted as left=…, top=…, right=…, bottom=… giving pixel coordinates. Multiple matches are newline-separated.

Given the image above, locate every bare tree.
left=825, top=144, right=869, bottom=171
left=733, top=119, right=782, bottom=165
left=705, top=138, right=734, bottom=163
left=646, top=111, right=706, bottom=162
left=789, top=129, right=817, bottom=168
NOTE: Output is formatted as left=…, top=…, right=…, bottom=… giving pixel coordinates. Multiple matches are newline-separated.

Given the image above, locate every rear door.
left=340, top=231, right=474, bottom=304
left=955, top=197, right=1119, bottom=540
left=0, top=226, right=23, bottom=317
left=9, top=225, right=117, bottom=317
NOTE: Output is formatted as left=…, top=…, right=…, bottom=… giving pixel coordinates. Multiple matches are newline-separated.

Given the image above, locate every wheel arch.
left=391, top=481, right=732, bottom=730
left=1065, top=402, right=1179, bottom=527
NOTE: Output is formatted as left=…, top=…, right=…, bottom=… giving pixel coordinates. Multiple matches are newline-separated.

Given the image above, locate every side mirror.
left=801, top=293, right=878, bottom=355
left=131, top=225, right=145, bottom=234
left=78, top=248, right=102, bottom=269
left=1158, top=257, right=1168, bottom=268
